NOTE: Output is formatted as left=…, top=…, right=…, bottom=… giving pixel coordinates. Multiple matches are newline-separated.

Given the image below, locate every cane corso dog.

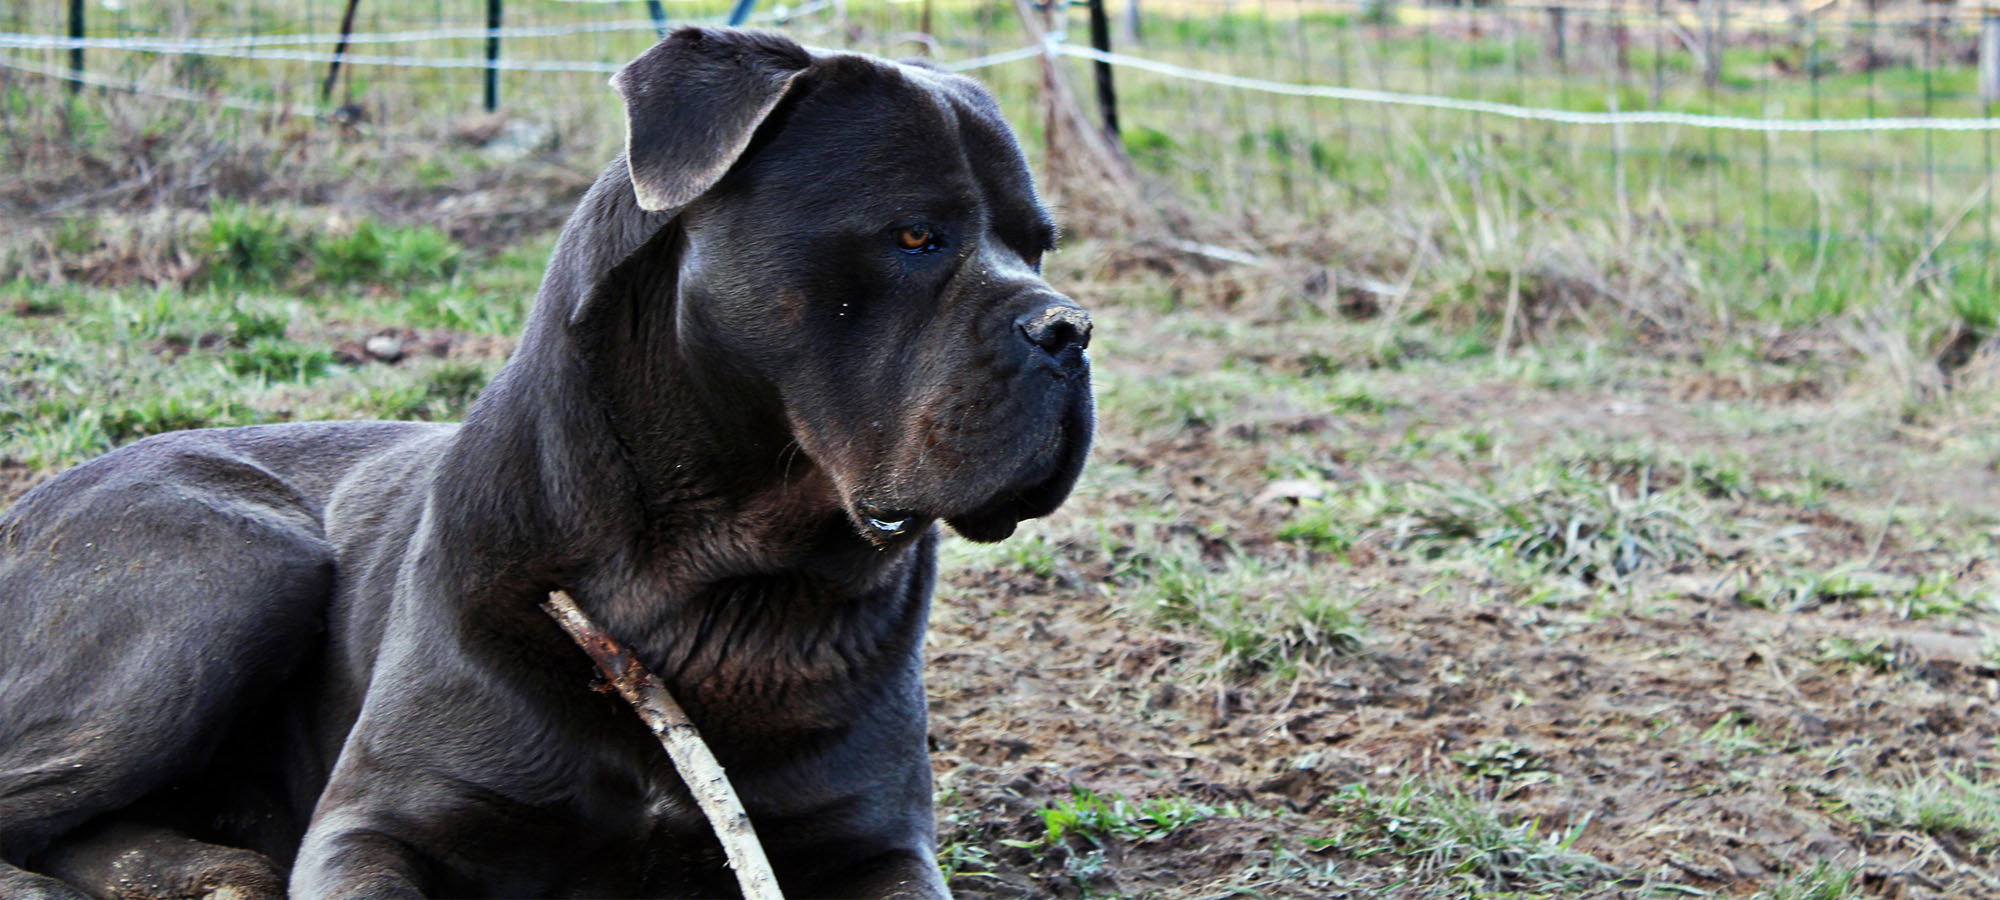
left=0, top=27, right=1092, bottom=899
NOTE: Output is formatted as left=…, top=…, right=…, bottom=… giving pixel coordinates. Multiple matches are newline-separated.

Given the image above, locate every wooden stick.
left=541, top=590, right=786, bottom=900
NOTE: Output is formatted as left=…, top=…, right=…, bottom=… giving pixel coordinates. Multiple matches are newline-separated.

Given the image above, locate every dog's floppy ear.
left=612, top=27, right=812, bottom=212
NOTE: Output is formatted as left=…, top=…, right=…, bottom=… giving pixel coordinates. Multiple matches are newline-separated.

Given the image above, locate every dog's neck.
left=430, top=159, right=920, bottom=704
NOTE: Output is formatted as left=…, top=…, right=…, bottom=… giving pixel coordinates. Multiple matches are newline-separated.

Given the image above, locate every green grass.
left=1308, top=462, right=1709, bottom=588
left=1, top=209, right=525, bottom=471
left=1840, top=768, right=2000, bottom=855
left=1321, top=779, right=1617, bottom=894
left=1029, top=786, right=1241, bottom=848
left=1114, top=533, right=1367, bottom=679
left=1750, top=862, right=1866, bottom=900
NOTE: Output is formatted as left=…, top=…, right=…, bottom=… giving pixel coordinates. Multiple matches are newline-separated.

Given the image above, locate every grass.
left=1303, top=461, right=1709, bottom=589
left=1749, top=862, right=1866, bottom=900
left=1322, top=779, right=1618, bottom=894
left=1113, top=533, right=1368, bottom=679
left=8, top=5, right=2000, bottom=898
left=1029, top=786, right=1240, bottom=849
left=1, top=211, right=522, bottom=471
left=1840, top=768, right=2000, bottom=855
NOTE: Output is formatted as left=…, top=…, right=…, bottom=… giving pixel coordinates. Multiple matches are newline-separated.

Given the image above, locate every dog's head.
left=602, top=28, right=1092, bottom=544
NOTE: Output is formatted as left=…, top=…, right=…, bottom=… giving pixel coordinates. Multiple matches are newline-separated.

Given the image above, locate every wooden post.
left=1703, top=0, right=1727, bottom=91
left=1982, top=14, right=2000, bottom=101
left=1549, top=6, right=1567, bottom=66
left=484, top=0, right=502, bottom=112
left=1087, top=0, right=1119, bottom=141
left=1651, top=0, right=1665, bottom=106
left=67, top=0, right=84, bottom=94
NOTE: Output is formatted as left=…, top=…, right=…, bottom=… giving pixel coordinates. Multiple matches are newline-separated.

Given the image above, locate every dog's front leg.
left=290, top=818, right=430, bottom=899
left=810, top=849, right=952, bottom=900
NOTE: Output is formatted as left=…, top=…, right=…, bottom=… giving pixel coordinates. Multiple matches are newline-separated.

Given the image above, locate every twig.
left=541, top=590, right=786, bottom=900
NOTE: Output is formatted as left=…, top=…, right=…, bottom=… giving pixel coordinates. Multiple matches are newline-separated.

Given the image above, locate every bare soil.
left=921, top=295, right=2000, bottom=899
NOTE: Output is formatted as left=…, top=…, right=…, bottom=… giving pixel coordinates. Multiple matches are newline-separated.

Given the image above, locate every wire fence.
left=3, top=0, right=1997, bottom=283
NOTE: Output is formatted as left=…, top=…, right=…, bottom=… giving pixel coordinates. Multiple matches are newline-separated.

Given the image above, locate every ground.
left=4, top=44, right=1999, bottom=893
left=913, top=272, right=2000, bottom=899
left=6, top=232, right=1996, bottom=898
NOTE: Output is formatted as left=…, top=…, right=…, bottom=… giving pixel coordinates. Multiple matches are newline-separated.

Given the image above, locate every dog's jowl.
left=0, top=28, right=1091, bottom=900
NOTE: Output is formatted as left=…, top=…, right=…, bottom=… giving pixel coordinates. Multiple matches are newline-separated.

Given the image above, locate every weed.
left=100, top=395, right=257, bottom=445
left=1346, top=465, right=1706, bottom=587
left=1325, top=780, right=1616, bottom=892
left=224, top=338, right=337, bottom=383
left=1276, top=502, right=1359, bottom=558
left=1750, top=861, right=1865, bottom=900
left=1125, top=539, right=1365, bottom=678
left=1029, top=787, right=1239, bottom=848
left=1812, top=637, right=1903, bottom=675
left=1736, top=568, right=1885, bottom=612
left=203, top=203, right=302, bottom=289
left=1697, top=711, right=1769, bottom=759
left=344, top=360, right=494, bottom=421
left=936, top=840, right=997, bottom=883
left=313, top=221, right=462, bottom=286
left=1450, top=741, right=1555, bottom=787
left=1840, top=768, right=2000, bottom=854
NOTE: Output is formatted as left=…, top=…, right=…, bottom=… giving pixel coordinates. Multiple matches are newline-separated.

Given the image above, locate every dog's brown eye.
left=895, top=226, right=937, bottom=253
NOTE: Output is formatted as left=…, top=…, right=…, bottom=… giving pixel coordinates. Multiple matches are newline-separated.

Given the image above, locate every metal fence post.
left=323, top=0, right=364, bottom=100
left=726, top=0, right=757, bottom=27
left=485, top=0, right=502, bottom=112
left=1087, top=0, right=1119, bottom=140
left=646, top=0, right=669, bottom=38
left=68, top=0, right=84, bottom=93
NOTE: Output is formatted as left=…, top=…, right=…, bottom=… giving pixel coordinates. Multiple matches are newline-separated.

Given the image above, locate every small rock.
left=364, top=334, right=405, bottom=363
left=1254, top=479, right=1325, bottom=505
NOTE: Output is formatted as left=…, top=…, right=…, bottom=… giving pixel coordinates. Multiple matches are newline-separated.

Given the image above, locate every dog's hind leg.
left=33, top=821, right=286, bottom=900
left=0, top=863, right=91, bottom=900
left=0, top=445, right=337, bottom=879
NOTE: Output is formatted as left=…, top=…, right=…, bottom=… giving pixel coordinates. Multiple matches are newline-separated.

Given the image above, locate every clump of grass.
left=1738, top=568, right=1888, bottom=611
left=1840, top=768, right=2000, bottom=854
left=1751, top=861, right=1866, bottom=900
left=1322, top=780, right=1617, bottom=893
left=203, top=203, right=302, bottom=289
left=1326, top=462, right=1707, bottom=587
left=1025, top=787, right=1240, bottom=848
left=1813, top=636, right=1903, bottom=675
left=1119, top=537, right=1365, bottom=678
left=224, top=338, right=336, bottom=383
left=343, top=360, right=494, bottom=421
left=1450, top=741, right=1555, bottom=787
left=99, top=394, right=264, bottom=444
left=1697, top=710, right=1770, bottom=759
left=313, top=220, right=462, bottom=286
left=198, top=208, right=464, bottom=292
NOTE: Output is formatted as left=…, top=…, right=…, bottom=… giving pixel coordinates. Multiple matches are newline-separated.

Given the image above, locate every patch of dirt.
left=924, top=304, right=2000, bottom=898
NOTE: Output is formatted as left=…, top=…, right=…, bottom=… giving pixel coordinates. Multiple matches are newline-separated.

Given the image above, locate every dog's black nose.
left=1017, top=303, right=1092, bottom=356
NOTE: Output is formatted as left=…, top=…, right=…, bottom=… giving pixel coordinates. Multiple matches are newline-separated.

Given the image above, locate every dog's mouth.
left=857, top=507, right=921, bottom=540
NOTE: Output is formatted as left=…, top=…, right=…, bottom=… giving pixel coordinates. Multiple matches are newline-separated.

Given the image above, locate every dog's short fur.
left=0, top=28, right=1092, bottom=899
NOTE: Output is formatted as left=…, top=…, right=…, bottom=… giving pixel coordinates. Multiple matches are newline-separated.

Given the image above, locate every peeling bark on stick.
left=541, top=589, right=786, bottom=900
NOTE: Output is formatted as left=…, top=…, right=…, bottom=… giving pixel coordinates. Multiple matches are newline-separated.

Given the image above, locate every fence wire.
left=2, top=0, right=1996, bottom=266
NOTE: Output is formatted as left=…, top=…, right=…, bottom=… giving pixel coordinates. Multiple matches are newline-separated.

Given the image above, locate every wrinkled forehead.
left=714, top=52, right=1051, bottom=233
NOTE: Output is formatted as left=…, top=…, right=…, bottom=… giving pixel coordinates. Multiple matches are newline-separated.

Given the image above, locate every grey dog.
left=0, top=27, right=1093, bottom=899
